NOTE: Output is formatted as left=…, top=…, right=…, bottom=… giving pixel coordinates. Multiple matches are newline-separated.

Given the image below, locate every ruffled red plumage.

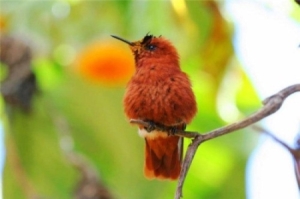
left=120, top=35, right=197, bottom=180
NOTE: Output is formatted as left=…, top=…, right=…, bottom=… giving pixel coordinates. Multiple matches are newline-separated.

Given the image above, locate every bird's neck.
left=130, top=63, right=181, bottom=86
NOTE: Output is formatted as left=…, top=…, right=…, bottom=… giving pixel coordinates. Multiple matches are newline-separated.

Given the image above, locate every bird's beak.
left=111, top=35, right=133, bottom=46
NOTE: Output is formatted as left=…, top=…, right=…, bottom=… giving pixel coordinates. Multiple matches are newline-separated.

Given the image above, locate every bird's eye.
left=146, top=44, right=156, bottom=51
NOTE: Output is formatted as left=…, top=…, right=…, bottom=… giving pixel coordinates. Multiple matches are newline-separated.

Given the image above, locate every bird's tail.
left=144, top=135, right=183, bottom=180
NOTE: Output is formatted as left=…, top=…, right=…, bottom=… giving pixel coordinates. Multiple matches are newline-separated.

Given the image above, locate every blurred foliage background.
left=0, top=0, right=289, bottom=198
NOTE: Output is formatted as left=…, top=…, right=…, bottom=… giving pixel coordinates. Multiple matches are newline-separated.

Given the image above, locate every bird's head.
left=111, top=34, right=179, bottom=69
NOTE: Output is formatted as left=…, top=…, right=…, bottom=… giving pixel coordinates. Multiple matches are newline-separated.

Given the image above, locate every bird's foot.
left=130, top=119, right=186, bottom=135
left=167, top=123, right=186, bottom=136
left=144, top=120, right=157, bottom=132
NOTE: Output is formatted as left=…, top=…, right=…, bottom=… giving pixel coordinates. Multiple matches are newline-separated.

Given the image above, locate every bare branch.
left=252, top=125, right=294, bottom=153
left=51, top=109, right=115, bottom=199
left=128, top=84, right=300, bottom=198
left=175, top=83, right=300, bottom=199
left=252, top=125, right=300, bottom=188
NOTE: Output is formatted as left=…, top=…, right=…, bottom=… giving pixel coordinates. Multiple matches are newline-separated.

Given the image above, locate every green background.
left=2, top=0, right=298, bottom=198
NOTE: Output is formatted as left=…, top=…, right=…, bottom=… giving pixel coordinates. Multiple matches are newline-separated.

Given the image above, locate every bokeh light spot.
left=76, top=40, right=135, bottom=87
left=53, top=44, right=76, bottom=66
left=52, top=1, right=70, bottom=19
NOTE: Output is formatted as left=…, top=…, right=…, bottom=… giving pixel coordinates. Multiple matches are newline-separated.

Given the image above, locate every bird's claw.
left=140, top=119, right=186, bottom=135
left=144, top=120, right=156, bottom=132
left=167, top=123, right=186, bottom=136
left=167, top=126, right=178, bottom=136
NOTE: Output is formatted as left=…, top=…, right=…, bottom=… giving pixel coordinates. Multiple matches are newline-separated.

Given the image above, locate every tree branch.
left=50, top=108, right=115, bottom=199
left=128, top=84, right=300, bottom=198
left=176, top=84, right=300, bottom=198
left=252, top=125, right=300, bottom=188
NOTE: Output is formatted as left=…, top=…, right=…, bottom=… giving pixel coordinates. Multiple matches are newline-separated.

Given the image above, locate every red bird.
left=112, top=34, right=197, bottom=180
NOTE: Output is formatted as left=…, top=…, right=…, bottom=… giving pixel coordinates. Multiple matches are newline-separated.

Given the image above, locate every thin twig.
left=252, top=125, right=300, bottom=188
left=252, top=125, right=294, bottom=152
left=49, top=105, right=115, bottom=199
left=175, top=84, right=300, bottom=198
left=252, top=125, right=300, bottom=160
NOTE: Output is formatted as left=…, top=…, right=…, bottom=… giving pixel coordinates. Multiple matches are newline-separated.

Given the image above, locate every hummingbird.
left=112, top=34, right=197, bottom=180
